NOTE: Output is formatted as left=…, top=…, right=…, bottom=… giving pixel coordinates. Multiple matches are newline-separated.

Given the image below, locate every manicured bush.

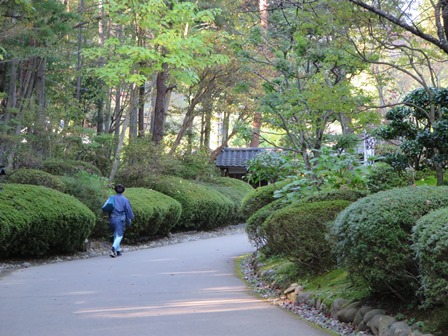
left=124, top=188, right=182, bottom=241
left=413, top=208, right=448, bottom=307
left=42, top=159, right=102, bottom=176
left=334, top=186, right=448, bottom=301
left=245, top=198, right=294, bottom=249
left=240, top=179, right=291, bottom=219
left=60, top=172, right=110, bottom=238
left=303, top=189, right=369, bottom=203
left=146, top=176, right=234, bottom=230
left=263, top=200, right=351, bottom=275
left=200, top=177, right=254, bottom=223
left=246, top=189, right=366, bottom=251
left=0, top=184, right=95, bottom=257
left=7, top=168, right=66, bottom=192
left=365, top=163, right=409, bottom=193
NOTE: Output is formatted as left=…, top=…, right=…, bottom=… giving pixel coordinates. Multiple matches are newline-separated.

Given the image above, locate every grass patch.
left=301, top=269, right=370, bottom=307
left=255, top=255, right=370, bottom=306
left=415, top=176, right=437, bottom=186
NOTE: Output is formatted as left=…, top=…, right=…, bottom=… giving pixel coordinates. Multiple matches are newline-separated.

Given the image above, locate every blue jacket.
left=110, top=194, right=134, bottom=236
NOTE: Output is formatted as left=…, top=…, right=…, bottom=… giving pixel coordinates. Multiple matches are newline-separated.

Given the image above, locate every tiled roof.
left=215, top=147, right=266, bottom=168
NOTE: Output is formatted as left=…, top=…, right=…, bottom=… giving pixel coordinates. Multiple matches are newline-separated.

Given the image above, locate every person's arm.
left=124, top=200, right=134, bottom=226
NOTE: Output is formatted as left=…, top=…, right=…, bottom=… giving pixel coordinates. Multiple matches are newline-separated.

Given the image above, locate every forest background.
left=2, top=0, right=448, bottom=183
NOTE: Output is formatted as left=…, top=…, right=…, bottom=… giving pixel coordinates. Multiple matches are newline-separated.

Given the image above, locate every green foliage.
left=59, top=172, right=110, bottom=238
left=124, top=188, right=181, bottom=240
left=85, top=0, right=228, bottom=87
left=263, top=200, right=351, bottom=275
left=240, top=179, right=292, bottom=219
left=146, top=176, right=234, bottom=230
left=334, top=186, right=448, bottom=301
left=0, top=184, right=95, bottom=257
left=274, top=147, right=368, bottom=201
left=245, top=151, right=301, bottom=185
left=245, top=198, right=294, bottom=250
left=116, top=138, right=181, bottom=187
left=200, top=177, right=254, bottom=223
left=365, top=163, right=410, bottom=193
left=376, top=87, right=448, bottom=182
left=7, top=168, right=66, bottom=192
left=413, top=208, right=448, bottom=307
left=303, top=189, right=369, bottom=203
left=246, top=188, right=366, bottom=252
left=174, top=151, right=221, bottom=181
left=42, top=159, right=102, bottom=176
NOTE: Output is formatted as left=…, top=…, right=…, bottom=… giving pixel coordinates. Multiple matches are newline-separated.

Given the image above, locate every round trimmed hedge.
left=124, top=188, right=182, bottom=240
left=146, top=176, right=234, bottom=230
left=42, top=159, right=102, bottom=176
left=334, top=185, right=448, bottom=300
left=200, top=177, right=254, bottom=223
left=245, top=189, right=367, bottom=251
left=59, top=173, right=110, bottom=238
left=245, top=198, right=294, bottom=249
left=303, top=189, right=369, bottom=203
left=0, top=184, right=96, bottom=257
left=365, top=163, right=409, bottom=193
left=7, top=168, right=66, bottom=192
left=413, top=208, right=448, bottom=307
left=263, top=200, right=351, bottom=275
left=240, top=179, right=291, bottom=219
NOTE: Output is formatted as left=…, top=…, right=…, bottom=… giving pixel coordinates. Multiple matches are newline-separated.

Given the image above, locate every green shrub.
left=240, top=179, right=291, bottom=219
left=246, top=189, right=366, bottom=251
left=303, top=189, right=369, bottom=203
left=200, top=177, right=254, bottom=223
left=124, top=188, right=182, bottom=241
left=263, top=200, right=351, bottom=275
left=7, top=168, right=66, bottom=192
left=245, top=198, right=294, bottom=250
left=146, top=176, right=234, bottom=230
left=115, top=138, right=181, bottom=187
left=0, top=184, right=95, bottom=257
left=42, top=159, right=102, bottom=176
left=60, top=172, right=110, bottom=238
left=365, top=163, right=409, bottom=193
left=413, top=208, right=448, bottom=307
left=334, top=186, right=448, bottom=301
left=174, top=151, right=221, bottom=181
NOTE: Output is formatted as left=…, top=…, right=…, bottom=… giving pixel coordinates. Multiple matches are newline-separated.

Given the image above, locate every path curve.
left=0, top=233, right=331, bottom=336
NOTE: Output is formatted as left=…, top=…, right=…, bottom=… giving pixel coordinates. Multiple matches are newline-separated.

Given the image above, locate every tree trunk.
left=33, top=57, right=48, bottom=157
left=169, top=94, right=201, bottom=155
left=203, top=106, right=212, bottom=150
left=129, top=84, right=138, bottom=140
left=138, top=83, right=145, bottom=137
left=76, top=0, right=84, bottom=104
left=96, top=0, right=106, bottom=134
left=152, top=64, right=169, bottom=144
left=109, top=107, right=130, bottom=182
left=250, top=112, right=262, bottom=147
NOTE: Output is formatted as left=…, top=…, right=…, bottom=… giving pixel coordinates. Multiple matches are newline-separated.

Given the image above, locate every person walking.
left=108, top=184, right=134, bottom=258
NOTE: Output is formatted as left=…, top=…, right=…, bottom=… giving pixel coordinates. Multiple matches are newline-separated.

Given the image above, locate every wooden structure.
left=215, top=147, right=266, bottom=179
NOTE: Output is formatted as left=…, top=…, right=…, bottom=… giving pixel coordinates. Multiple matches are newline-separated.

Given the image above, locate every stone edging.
left=247, top=254, right=434, bottom=336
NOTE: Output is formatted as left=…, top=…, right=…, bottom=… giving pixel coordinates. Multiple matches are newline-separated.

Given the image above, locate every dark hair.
left=114, top=184, right=125, bottom=194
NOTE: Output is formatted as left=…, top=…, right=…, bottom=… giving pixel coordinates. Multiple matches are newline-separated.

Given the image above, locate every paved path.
left=0, top=233, right=331, bottom=336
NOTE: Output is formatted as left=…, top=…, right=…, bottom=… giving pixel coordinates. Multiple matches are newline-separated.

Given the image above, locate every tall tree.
left=238, top=0, right=377, bottom=168
left=84, top=0, right=228, bottom=145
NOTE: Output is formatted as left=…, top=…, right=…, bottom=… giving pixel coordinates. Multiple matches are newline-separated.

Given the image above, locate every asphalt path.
left=0, top=233, right=332, bottom=336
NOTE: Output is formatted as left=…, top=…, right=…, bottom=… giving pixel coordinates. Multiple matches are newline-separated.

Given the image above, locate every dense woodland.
left=1, top=0, right=448, bottom=183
